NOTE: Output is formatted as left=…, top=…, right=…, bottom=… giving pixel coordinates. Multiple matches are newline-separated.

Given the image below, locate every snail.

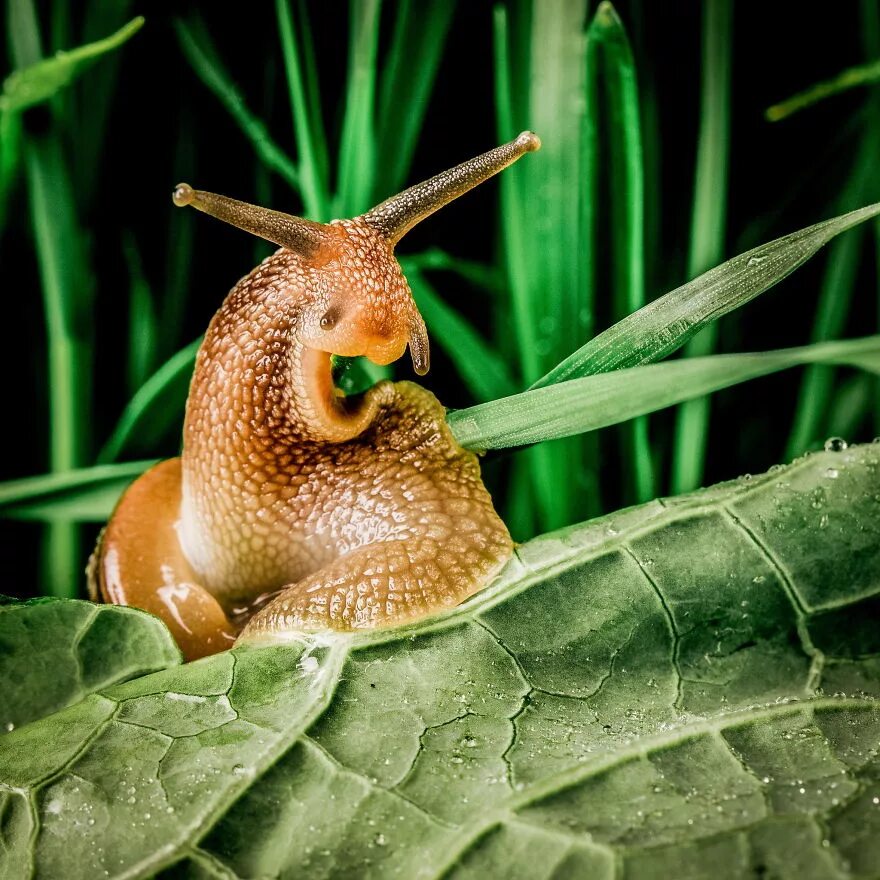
left=88, top=132, right=541, bottom=661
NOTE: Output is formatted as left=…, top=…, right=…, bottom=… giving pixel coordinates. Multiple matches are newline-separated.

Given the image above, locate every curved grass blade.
left=334, top=0, right=381, bottom=216
left=766, top=57, right=880, bottom=122
left=12, top=3, right=91, bottom=597
left=0, top=16, right=143, bottom=112
left=275, top=0, right=330, bottom=220
left=589, top=2, right=652, bottom=502
left=449, top=336, right=880, bottom=451
left=174, top=15, right=300, bottom=192
left=403, top=262, right=516, bottom=403
left=98, top=338, right=202, bottom=464
left=532, top=201, right=880, bottom=389
left=405, top=248, right=503, bottom=295
left=0, top=461, right=156, bottom=522
left=671, top=0, right=733, bottom=493
left=375, top=0, right=455, bottom=197
left=495, top=0, right=596, bottom=531
left=123, top=232, right=158, bottom=395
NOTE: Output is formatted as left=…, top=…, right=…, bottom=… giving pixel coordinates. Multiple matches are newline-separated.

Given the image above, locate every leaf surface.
left=1, top=445, right=879, bottom=878
left=0, top=597, right=180, bottom=732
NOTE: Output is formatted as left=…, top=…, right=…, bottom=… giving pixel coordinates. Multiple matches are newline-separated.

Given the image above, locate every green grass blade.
left=589, top=2, right=653, bottom=502
left=98, top=338, right=202, bottom=464
left=74, top=0, right=137, bottom=204
left=402, top=262, right=517, bottom=402
left=671, top=0, right=733, bottom=493
left=0, top=110, right=22, bottom=233
left=159, top=117, right=196, bottom=355
left=826, top=373, right=873, bottom=441
left=123, top=232, right=158, bottom=395
left=0, top=16, right=143, bottom=112
left=24, top=143, right=90, bottom=471
left=174, top=15, right=300, bottom=192
left=766, top=58, right=880, bottom=122
left=405, top=248, right=503, bottom=295
left=784, top=229, right=863, bottom=458
left=375, top=0, right=455, bottom=196
left=784, top=139, right=876, bottom=457
left=862, top=0, right=880, bottom=436
left=275, top=0, right=330, bottom=219
left=0, top=462, right=156, bottom=521
left=495, top=1, right=595, bottom=532
left=295, top=0, right=330, bottom=189
left=492, top=4, right=539, bottom=381
left=335, top=0, right=381, bottom=216
left=8, top=0, right=43, bottom=67
left=449, top=336, right=880, bottom=450
left=533, top=201, right=880, bottom=387
left=11, top=0, right=91, bottom=599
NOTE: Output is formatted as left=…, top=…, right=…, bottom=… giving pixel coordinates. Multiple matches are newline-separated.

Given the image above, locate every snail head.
left=172, top=131, right=541, bottom=376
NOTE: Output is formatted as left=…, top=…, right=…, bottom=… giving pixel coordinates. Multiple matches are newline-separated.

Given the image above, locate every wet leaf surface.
left=1, top=444, right=878, bottom=878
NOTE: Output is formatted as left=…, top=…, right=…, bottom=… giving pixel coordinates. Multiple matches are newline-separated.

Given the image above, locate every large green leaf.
left=1, top=443, right=878, bottom=877
left=0, top=598, right=181, bottom=732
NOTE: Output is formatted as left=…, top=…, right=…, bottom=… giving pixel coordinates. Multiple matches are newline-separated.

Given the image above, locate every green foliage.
left=671, top=0, right=732, bottom=493
left=449, top=336, right=880, bottom=451
left=0, top=597, right=180, bottom=729
left=2, top=444, right=879, bottom=877
left=0, top=16, right=143, bottom=112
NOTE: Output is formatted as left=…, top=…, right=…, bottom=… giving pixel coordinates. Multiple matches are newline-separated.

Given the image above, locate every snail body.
left=90, top=134, right=540, bottom=660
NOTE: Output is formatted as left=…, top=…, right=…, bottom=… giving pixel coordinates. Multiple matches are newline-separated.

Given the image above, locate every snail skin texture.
left=89, top=133, right=541, bottom=661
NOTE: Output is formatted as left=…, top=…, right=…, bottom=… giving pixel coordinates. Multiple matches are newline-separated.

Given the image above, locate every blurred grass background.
left=2, top=0, right=879, bottom=600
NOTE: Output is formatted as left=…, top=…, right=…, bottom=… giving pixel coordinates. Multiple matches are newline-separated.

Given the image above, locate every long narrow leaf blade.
left=375, top=0, right=455, bottom=196
left=0, top=16, right=143, bottom=112
left=533, top=202, right=880, bottom=388
left=174, top=16, right=300, bottom=192
left=334, top=0, right=381, bottom=216
left=671, top=0, right=733, bottom=493
left=275, top=0, right=329, bottom=219
left=766, top=57, right=880, bottom=122
left=450, top=336, right=880, bottom=451
left=0, top=462, right=156, bottom=521
left=98, top=338, right=202, bottom=464
left=588, top=2, right=653, bottom=502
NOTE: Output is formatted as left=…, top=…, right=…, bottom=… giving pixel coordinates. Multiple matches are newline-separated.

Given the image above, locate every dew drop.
left=824, top=437, right=848, bottom=452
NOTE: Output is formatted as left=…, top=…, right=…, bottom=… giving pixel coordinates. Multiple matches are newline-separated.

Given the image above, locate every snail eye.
left=319, top=307, right=339, bottom=331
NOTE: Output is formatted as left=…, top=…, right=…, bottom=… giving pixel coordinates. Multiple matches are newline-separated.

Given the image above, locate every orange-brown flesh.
left=93, top=138, right=539, bottom=658
left=89, top=459, right=236, bottom=660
